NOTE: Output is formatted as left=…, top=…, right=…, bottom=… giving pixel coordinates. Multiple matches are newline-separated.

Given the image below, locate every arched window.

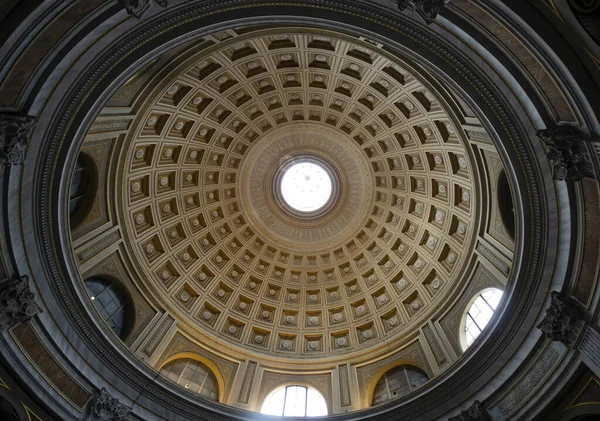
left=69, top=153, right=96, bottom=228
left=85, top=277, right=133, bottom=339
left=497, top=169, right=515, bottom=240
left=160, top=359, right=219, bottom=401
left=261, top=385, right=328, bottom=417
left=371, top=365, right=429, bottom=405
left=463, top=288, right=503, bottom=349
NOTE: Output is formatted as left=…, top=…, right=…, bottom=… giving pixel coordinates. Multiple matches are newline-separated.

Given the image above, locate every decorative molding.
left=423, top=325, right=447, bottom=367
left=579, top=326, right=600, bottom=376
left=237, top=361, right=257, bottom=404
left=476, top=241, right=510, bottom=276
left=27, top=0, right=546, bottom=420
left=339, top=364, right=352, bottom=407
left=119, top=0, right=167, bottom=19
left=142, top=315, right=174, bottom=357
left=86, top=388, right=131, bottom=421
left=536, top=125, right=595, bottom=181
left=77, top=231, right=121, bottom=263
left=395, top=0, right=449, bottom=24
left=448, top=400, right=491, bottom=421
left=0, top=276, right=42, bottom=329
left=0, top=114, right=37, bottom=165
left=537, top=291, right=585, bottom=347
left=496, top=345, right=560, bottom=415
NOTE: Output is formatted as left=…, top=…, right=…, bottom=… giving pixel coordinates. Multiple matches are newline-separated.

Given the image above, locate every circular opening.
left=280, top=162, right=332, bottom=212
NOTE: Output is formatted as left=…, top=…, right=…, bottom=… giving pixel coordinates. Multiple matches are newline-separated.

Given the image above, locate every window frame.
left=159, top=358, right=220, bottom=402
left=261, top=384, right=328, bottom=417
left=460, top=287, right=504, bottom=351
left=370, top=364, right=430, bottom=406
left=85, top=276, right=134, bottom=340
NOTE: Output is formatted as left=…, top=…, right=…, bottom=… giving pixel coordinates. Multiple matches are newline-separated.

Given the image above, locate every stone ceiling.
left=90, top=27, right=484, bottom=361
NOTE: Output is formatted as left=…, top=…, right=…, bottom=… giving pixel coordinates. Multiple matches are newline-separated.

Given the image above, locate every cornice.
left=5, top=1, right=559, bottom=420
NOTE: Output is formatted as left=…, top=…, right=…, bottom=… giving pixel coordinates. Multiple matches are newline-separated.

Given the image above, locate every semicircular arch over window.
left=461, top=288, right=504, bottom=350
left=261, top=385, right=328, bottom=417
left=69, top=153, right=97, bottom=228
left=371, top=364, right=429, bottom=406
left=85, top=276, right=134, bottom=340
left=159, top=358, right=219, bottom=401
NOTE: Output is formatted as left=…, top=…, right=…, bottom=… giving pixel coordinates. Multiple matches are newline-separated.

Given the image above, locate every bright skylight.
left=261, top=385, right=328, bottom=417
left=465, top=288, right=503, bottom=347
left=280, top=162, right=332, bottom=212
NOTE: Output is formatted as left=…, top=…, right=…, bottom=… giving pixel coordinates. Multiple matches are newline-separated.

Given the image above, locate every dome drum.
left=0, top=1, right=594, bottom=421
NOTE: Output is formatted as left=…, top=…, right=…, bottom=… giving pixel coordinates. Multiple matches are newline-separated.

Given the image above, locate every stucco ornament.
left=448, top=400, right=491, bottom=421
left=0, top=276, right=43, bottom=329
left=536, top=125, right=594, bottom=181
left=396, top=0, right=450, bottom=24
left=119, top=0, right=167, bottom=19
left=537, top=291, right=585, bottom=347
left=86, top=388, right=131, bottom=421
left=0, top=114, right=37, bottom=165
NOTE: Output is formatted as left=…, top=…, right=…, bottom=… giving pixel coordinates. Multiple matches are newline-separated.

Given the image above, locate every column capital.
left=0, top=275, right=43, bottom=329
left=0, top=114, right=37, bottom=166
left=537, top=291, right=585, bottom=347
left=536, top=125, right=594, bottom=181
left=86, top=388, right=131, bottom=421
left=119, top=0, right=167, bottom=19
left=449, top=401, right=491, bottom=421
left=395, top=0, right=449, bottom=24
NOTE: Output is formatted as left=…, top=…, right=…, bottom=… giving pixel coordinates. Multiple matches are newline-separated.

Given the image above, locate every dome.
left=106, top=28, right=486, bottom=365
left=0, top=2, right=599, bottom=421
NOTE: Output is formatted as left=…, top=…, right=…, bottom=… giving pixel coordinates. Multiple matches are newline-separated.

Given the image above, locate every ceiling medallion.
left=240, top=124, right=373, bottom=252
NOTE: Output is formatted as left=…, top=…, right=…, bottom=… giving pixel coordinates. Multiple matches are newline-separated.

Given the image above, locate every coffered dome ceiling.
left=11, top=0, right=600, bottom=418
left=79, top=26, right=491, bottom=364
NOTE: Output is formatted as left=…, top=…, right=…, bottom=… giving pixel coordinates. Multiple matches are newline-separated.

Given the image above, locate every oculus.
left=280, top=161, right=333, bottom=212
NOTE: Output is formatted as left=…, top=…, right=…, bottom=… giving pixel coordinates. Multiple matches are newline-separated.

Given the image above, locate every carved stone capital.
left=536, top=125, right=593, bottom=181
left=86, top=388, right=131, bottom=421
left=0, top=114, right=37, bottom=165
left=396, top=0, right=449, bottom=24
left=0, top=276, right=43, bottom=329
left=119, top=0, right=167, bottom=19
left=537, top=291, right=585, bottom=347
left=449, top=401, right=491, bottom=421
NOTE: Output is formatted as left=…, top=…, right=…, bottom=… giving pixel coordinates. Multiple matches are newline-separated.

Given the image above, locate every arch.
left=159, top=353, right=225, bottom=403
left=69, top=152, right=97, bottom=229
left=365, top=360, right=429, bottom=407
left=261, top=384, right=328, bottom=417
left=84, top=276, right=135, bottom=340
left=459, top=288, right=504, bottom=351
left=497, top=169, right=515, bottom=240
left=0, top=397, right=20, bottom=421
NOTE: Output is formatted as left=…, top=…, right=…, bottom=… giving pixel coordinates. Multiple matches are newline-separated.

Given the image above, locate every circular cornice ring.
left=271, top=153, right=341, bottom=221
left=240, top=124, right=373, bottom=252
left=25, top=1, right=551, bottom=420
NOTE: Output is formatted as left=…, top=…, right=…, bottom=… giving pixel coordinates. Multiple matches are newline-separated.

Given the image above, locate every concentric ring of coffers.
left=106, top=27, right=482, bottom=360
